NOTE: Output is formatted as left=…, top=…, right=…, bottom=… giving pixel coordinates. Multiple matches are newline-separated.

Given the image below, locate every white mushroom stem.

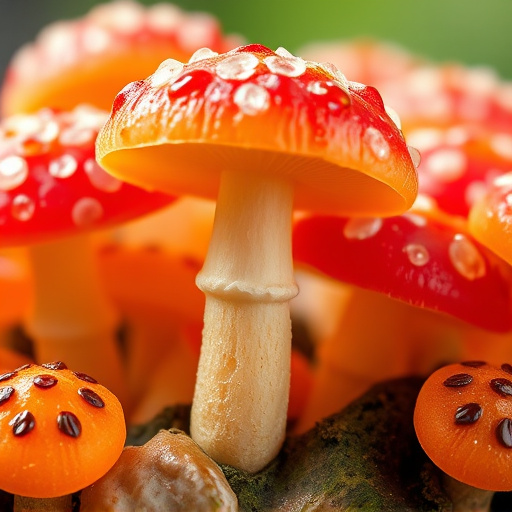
left=192, top=169, right=298, bottom=473
left=23, top=234, right=128, bottom=406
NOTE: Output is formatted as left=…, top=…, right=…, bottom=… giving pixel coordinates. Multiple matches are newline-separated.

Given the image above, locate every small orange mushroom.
left=0, top=361, right=125, bottom=510
left=414, top=361, right=512, bottom=511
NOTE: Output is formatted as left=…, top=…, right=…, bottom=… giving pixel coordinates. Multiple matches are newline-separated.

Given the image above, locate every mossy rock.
left=222, top=377, right=450, bottom=511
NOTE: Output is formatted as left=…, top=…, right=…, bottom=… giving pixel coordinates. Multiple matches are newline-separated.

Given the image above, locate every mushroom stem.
left=191, top=169, right=298, bottom=473
left=443, top=475, right=494, bottom=512
left=14, top=495, right=72, bottom=512
left=23, top=234, right=128, bottom=406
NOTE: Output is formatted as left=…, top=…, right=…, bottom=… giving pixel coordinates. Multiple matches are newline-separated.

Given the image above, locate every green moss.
left=223, top=377, right=451, bottom=511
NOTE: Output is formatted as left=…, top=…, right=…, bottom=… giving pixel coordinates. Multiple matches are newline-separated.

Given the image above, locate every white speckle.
left=318, top=62, right=349, bottom=92
left=364, top=127, right=390, bottom=161
left=275, top=47, right=295, bottom=59
left=384, top=105, right=401, bottom=130
left=343, top=217, right=383, bottom=240
left=149, top=59, right=184, bottom=87
left=11, top=194, right=35, bottom=221
left=146, top=3, right=183, bottom=33
left=407, top=146, right=421, bottom=168
left=403, top=213, right=428, bottom=227
left=71, top=197, right=104, bottom=228
left=424, top=148, right=467, bottom=183
left=403, top=243, right=430, bottom=267
left=0, top=156, right=29, bottom=191
left=89, top=0, right=145, bottom=34
left=84, top=158, right=122, bottom=193
left=406, top=128, right=444, bottom=152
left=49, top=154, right=78, bottom=179
left=307, top=81, right=329, bottom=95
left=59, top=127, right=95, bottom=147
left=264, top=55, right=306, bottom=78
left=188, top=47, right=218, bottom=64
left=493, top=173, right=512, bottom=189
left=449, top=234, right=486, bottom=280
left=490, top=133, right=512, bottom=161
left=412, top=193, right=438, bottom=212
left=35, top=120, right=60, bottom=145
left=233, top=83, right=270, bottom=116
left=465, top=180, right=488, bottom=209
left=82, top=25, right=112, bottom=54
left=216, top=53, right=259, bottom=80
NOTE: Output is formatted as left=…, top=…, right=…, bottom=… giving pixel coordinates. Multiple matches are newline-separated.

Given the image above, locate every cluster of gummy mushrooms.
left=2, top=1, right=512, bottom=511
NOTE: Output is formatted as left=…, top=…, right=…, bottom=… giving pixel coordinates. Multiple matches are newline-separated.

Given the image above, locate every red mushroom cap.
left=292, top=198, right=512, bottom=332
left=97, top=44, right=418, bottom=216
left=0, top=105, right=174, bottom=247
left=405, top=125, right=512, bottom=219
left=414, top=361, right=512, bottom=491
left=1, top=0, right=241, bottom=115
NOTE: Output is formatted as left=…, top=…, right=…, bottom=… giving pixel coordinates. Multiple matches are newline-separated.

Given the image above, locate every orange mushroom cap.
left=468, top=172, right=512, bottom=265
left=0, top=361, right=125, bottom=498
left=1, top=0, right=241, bottom=115
left=97, top=44, right=418, bottom=217
left=414, top=361, right=512, bottom=492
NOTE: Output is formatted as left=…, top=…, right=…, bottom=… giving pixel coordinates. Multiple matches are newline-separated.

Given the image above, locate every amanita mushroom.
left=0, top=0, right=240, bottom=115
left=414, top=361, right=512, bottom=511
left=96, top=44, right=418, bottom=471
left=0, top=361, right=125, bottom=511
left=0, top=105, right=173, bottom=403
left=293, top=197, right=512, bottom=429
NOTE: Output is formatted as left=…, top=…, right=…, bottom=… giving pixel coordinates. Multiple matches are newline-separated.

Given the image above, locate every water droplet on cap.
left=404, top=243, right=430, bottom=266
left=11, top=194, right=35, bottom=221
left=233, top=83, right=270, bottom=115
left=449, top=234, right=486, bottom=280
left=49, top=154, right=78, bottom=179
left=150, top=59, right=184, bottom=87
left=72, top=197, right=103, bottom=228
left=343, top=217, right=383, bottom=240
left=264, top=55, right=306, bottom=78
left=189, top=47, right=218, bottom=64
left=0, top=156, right=29, bottom=190
left=407, top=146, right=421, bottom=168
left=364, top=127, right=390, bottom=161
left=216, top=53, right=259, bottom=80
left=307, top=81, right=329, bottom=95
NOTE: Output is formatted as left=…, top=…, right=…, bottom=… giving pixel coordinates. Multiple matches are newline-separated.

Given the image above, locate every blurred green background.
left=1, top=0, right=511, bottom=81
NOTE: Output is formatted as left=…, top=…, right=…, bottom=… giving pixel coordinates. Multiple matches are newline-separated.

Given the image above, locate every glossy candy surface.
left=97, top=44, right=418, bottom=216
left=293, top=204, right=512, bottom=331
left=414, top=361, right=512, bottom=491
left=0, top=362, right=125, bottom=498
left=0, top=106, right=173, bottom=247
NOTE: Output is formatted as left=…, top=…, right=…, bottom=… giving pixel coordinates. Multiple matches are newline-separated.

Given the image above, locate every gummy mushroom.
left=0, top=106, right=173, bottom=403
left=0, top=361, right=125, bottom=511
left=96, top=44, right=418, bottom=472
left=0, top=0, right=240, bottom=115
left=414, top=361, right=512, bottom=511
left=293, top=197, right=512, bottom=429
